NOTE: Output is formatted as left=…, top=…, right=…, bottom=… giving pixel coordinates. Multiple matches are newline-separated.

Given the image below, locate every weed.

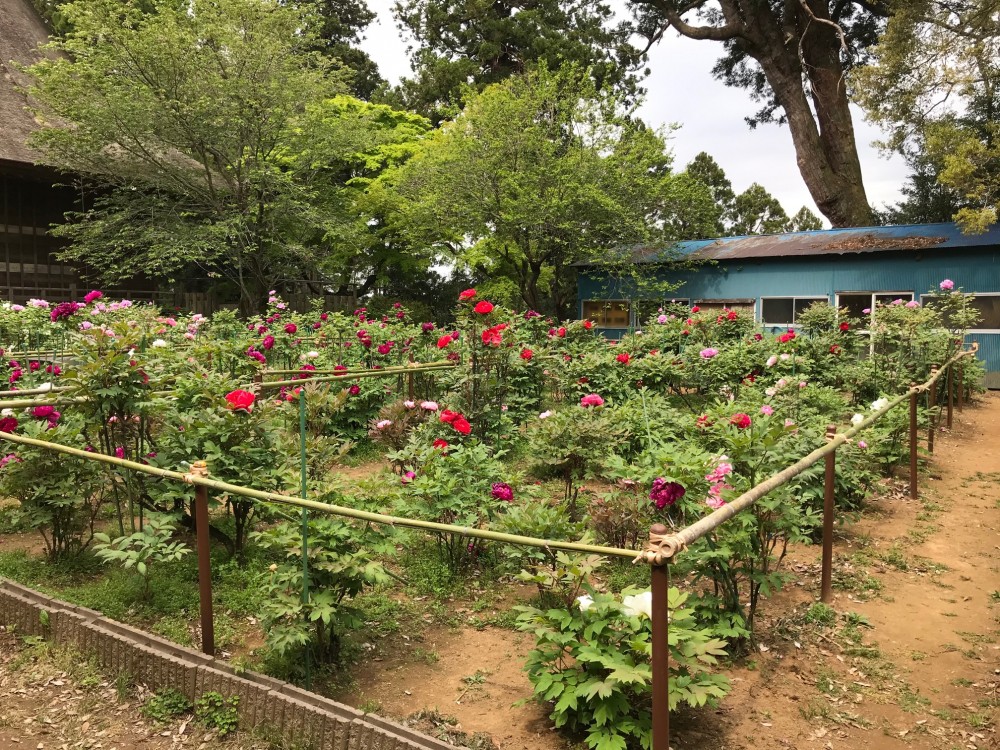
left=804, top=602, right=837, bottom=626
left=910, top=651, right=926, bottom=661
left=195, top=691, right=240, bottom=737
left=461, top=670, right=490, bottom=686
left=874, top=543, right=909, bottom=571
left=966, top=712, right=993, bottom=728
left=358, top=698, right=382, bottom=714
left=115, top=671, right=136, bottom=701
left=411, top=647, right=439, bottom=665
left=898, top=684, right=931, bottom=713
left=142, top=689, right=193, bottom=723
left=951, top=677, right=973, bottom=687
left=842, top=611, right=871, bottom=628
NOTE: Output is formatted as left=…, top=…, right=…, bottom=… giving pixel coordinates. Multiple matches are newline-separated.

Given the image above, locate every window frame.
left=633, top=298, right=691, bottom=327
left=835, top=291, right=915, bottom=329
left=920, top=291, right=1000, bottom=334
left=759, top=295, right=829, bottom=327
left=581, top=299, right=632, bottom=329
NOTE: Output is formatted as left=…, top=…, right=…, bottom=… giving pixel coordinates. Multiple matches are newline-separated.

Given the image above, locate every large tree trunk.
left=641, top=0, right=876, bottom=227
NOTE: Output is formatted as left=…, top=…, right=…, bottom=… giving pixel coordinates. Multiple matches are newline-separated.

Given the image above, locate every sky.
left=357, top=0, right=910, bottom=227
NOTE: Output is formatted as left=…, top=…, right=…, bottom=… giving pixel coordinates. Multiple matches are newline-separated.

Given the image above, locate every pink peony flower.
left=700, top=347, right=719, bottom=359
left=939, top=279, right=955, bottom=291
left=376, top=419, right=392, bottom=429
left=706, top=497, right=726, bottom=510
left=580, top=393, right=605, bottom=408
left=420, top=400, right=439, bottom=411
left=760, top=405, right=774, bottom=416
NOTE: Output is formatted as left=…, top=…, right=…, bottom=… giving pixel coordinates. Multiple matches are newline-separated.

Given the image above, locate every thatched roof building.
left=0, top=0, right=51, bottom=170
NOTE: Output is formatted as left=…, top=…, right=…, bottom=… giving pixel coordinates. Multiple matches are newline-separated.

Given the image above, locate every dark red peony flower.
left=284, top=323, right=298, bottom=335
left=520, top=348, right=533, bottom=361
left=729, top=412, right=752, bottom=429
left=225, top=389, right=256, bottom=413
left=839, top=322, right=850, bottom=331
left=649, top=478, right=685, bottom=509
left=616, top=352, right=631, bottom=364
left=348, top=384, right=360, bottom=396
left=0, top=417, right=18, bottom=433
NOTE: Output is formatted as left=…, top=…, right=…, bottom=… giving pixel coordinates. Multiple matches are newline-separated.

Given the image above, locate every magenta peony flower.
left=83, top=290, right=103, bottom=303
left=649, top=478, right=685, bottom=509
left=348, top=384, right=360, bottom=396
left=491, top=482, right=514, bottom=501
left=580, top=393, right=604, bottom=408
left=284, top=323, right=298, bottom=335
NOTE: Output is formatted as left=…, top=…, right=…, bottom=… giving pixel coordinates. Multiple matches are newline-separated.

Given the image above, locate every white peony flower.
left=870, top=397, right=889, bottom=411
left=1, top=409, right=13, bottom=417
left=305, top=350, right=319, bottom=359
left=851, top=413, right=864, bottom=425
left=576, top=594, right=594, bottom=612
left=37, top=383, right=52, bottom=392
left=622, top=590, right=653, bottom=619
left=539, top=410, right=553, bottom=419
left=151, top=339, right=168, bottom=348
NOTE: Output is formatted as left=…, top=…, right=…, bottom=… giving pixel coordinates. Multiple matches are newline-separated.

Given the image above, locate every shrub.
left=93, top=515, right=191, bottom=600
left=516, top=587, right=730, bottom=750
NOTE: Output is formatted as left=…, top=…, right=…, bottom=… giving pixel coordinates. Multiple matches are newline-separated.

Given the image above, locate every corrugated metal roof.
left=589, top=222, right=1000, bottom=265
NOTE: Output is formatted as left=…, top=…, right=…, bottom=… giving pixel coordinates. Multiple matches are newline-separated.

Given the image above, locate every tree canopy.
left=853, top=0, right=999, bottom=232
left=627, top=0, right=890, bottom=228
left=389, top=0, right=647, bottom=122
left=25, top=0, right=418, bottom=312
left=390, top=64, right=716, bottom=317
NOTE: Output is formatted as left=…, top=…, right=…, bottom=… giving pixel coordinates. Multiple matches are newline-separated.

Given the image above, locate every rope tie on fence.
left=633, top=531, right=686, bottom=565
left=183, top=460, right=209, bottom=483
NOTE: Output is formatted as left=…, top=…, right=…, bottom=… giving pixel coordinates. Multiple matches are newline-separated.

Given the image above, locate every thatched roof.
left=0, top=0, right=52, bottom=166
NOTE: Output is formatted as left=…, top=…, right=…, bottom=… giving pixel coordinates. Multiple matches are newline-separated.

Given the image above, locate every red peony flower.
left=284, top=323, right=298, bottom=335
left=439, top=409, right=459, bottom=424
left=436, top=334, right=452, bottom=349
left=583, top=320, right=593, bottom=330
left=616, top=352, right=631, bottom=364
left=0, top=417, right=18, bottom=433
left=830, top=344, right=841, bottom=355
left=691, top=305, right=700, bottom=313
left=225, top=389, right=256, bottom=413
left=839, top=322, right=850, bottom=331
left=778, top=329, right=796, bottom=343
left=557, top=327, right=567, bottom=338
left=520, top=348, right=533, bottom=361
left=696, top=415, right=712, bottom=430
left=473, top=300, right=494, bottom=315
left=432, top=438, right=449, bottom=450
left=451, top=416, right=472, bottom=435
left=727, top=310, right=738, bottom=321
left=481, top=325, right=503, bottom=347
left=459, top=289, right=477, bottom=301
left=31, top=405, right=55, bottom=419
left=729, top=413, right=752, bottom=429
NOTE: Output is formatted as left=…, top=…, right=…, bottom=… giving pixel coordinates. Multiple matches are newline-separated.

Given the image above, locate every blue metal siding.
left=578, top=248, right=1000, bottom=377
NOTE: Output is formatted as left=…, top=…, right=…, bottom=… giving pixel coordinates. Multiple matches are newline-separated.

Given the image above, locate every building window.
left=836, top=292, right=914, bottom=324
left=921, top=293, right=1000, bottom=332
left=634, top=299, right=690, bottom=326
left=694, top=298, right=756, bottom=314
left=760, top=296, right=828, bottom=326
left=582, top=299, right=631, bottom=328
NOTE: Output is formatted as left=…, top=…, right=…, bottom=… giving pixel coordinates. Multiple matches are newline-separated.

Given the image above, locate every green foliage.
left=93, top=515, right=191, bottom=600
left=0, top=418, right=107, bottom=559
left=252, top=517, right=388, bottom=664
left=516, top=587, right=730, bottom=750
left=391, top=0, right=645, bottom=122
left=195, top=692, right=239, bottom=737
left=516, top=551, right=605, bottom=609
left=142, top=689, right=194, bottom=723
left=392, top=63, right=714, bottom=317
left=496, top=501, right=585, bottom=571
left=394, top=438, right=514, bottom=573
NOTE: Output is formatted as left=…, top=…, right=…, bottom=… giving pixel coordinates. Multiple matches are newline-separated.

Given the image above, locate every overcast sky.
left=358, top=0, right=910, bottom=227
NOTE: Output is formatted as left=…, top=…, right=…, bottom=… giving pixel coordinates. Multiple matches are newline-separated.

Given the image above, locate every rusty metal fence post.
left=946, top=362, right=954, bottom=429
left=957, top=362, right=964, bottom=412
left=820, top=425, right=836, bottom=604
left=649, top=523, right=670, bottom=750
left=909, top=385, right=918, bottom=500
left=191, top=461, right=214, bottom=656
left=928, top=366, right=938, bottom=453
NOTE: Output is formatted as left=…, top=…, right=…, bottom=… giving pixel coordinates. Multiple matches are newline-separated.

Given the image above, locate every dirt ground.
left=1, top=396, right=997, bottom=750
left=342, top=395, right=1000, bottom=750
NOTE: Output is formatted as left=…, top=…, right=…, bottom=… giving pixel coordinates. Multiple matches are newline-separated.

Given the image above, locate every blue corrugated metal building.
left=576, top=223, right=1000, bottom=387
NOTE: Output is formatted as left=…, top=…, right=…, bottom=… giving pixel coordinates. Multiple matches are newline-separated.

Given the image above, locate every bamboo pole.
left=820, top=425, right=836, bottom=604
left=0, top=428, right=641, bottom=560
left=258, top=362, right=456, bottom=391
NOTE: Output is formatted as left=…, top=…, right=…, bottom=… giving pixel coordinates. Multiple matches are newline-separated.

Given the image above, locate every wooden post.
left=649, top=523, right=670, bottom=750
left=820, top=425, right=836, bottom=604
left=928, top=366, right=938, bottom=454
left=408, top=352, right=415, bottom=401
left=909, top=386, right=919, bottom=500
left=946, top=363, right=954, bottom=429
left=957, top=363, right=964, bottom=413
left=191, top=461, right=214, bottom=656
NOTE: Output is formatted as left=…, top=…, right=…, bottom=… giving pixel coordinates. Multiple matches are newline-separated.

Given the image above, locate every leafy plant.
left=142, top=689, right=193, bottom=723
left=516, top=587, right=730, bottom=750
left=195, top=692, right=239, bottom=737
left=93, top=515, right=190, bottom=599
left=252, top=517, right=388, bottom=664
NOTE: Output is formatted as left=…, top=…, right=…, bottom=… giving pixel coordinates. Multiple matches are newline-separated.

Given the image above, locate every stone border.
left=0, top=578, right=454, bottom=750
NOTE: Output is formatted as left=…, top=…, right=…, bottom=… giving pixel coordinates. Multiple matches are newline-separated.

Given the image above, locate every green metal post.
left=298, top=389, right=311, bottom=688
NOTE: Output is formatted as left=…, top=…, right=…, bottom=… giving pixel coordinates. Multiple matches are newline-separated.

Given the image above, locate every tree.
left=853, top=0, right=999, bottom=232
left=684, top=152, right=824, bottom=236
left=26, top=0, right=346, bottom=313
left=300, top=0, right=386, bottom=98
left=391, top=64, right=715, bottom=317
left=390, top=0, right=646, bottom=122
left=629, top=0, right=888, bottom=228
